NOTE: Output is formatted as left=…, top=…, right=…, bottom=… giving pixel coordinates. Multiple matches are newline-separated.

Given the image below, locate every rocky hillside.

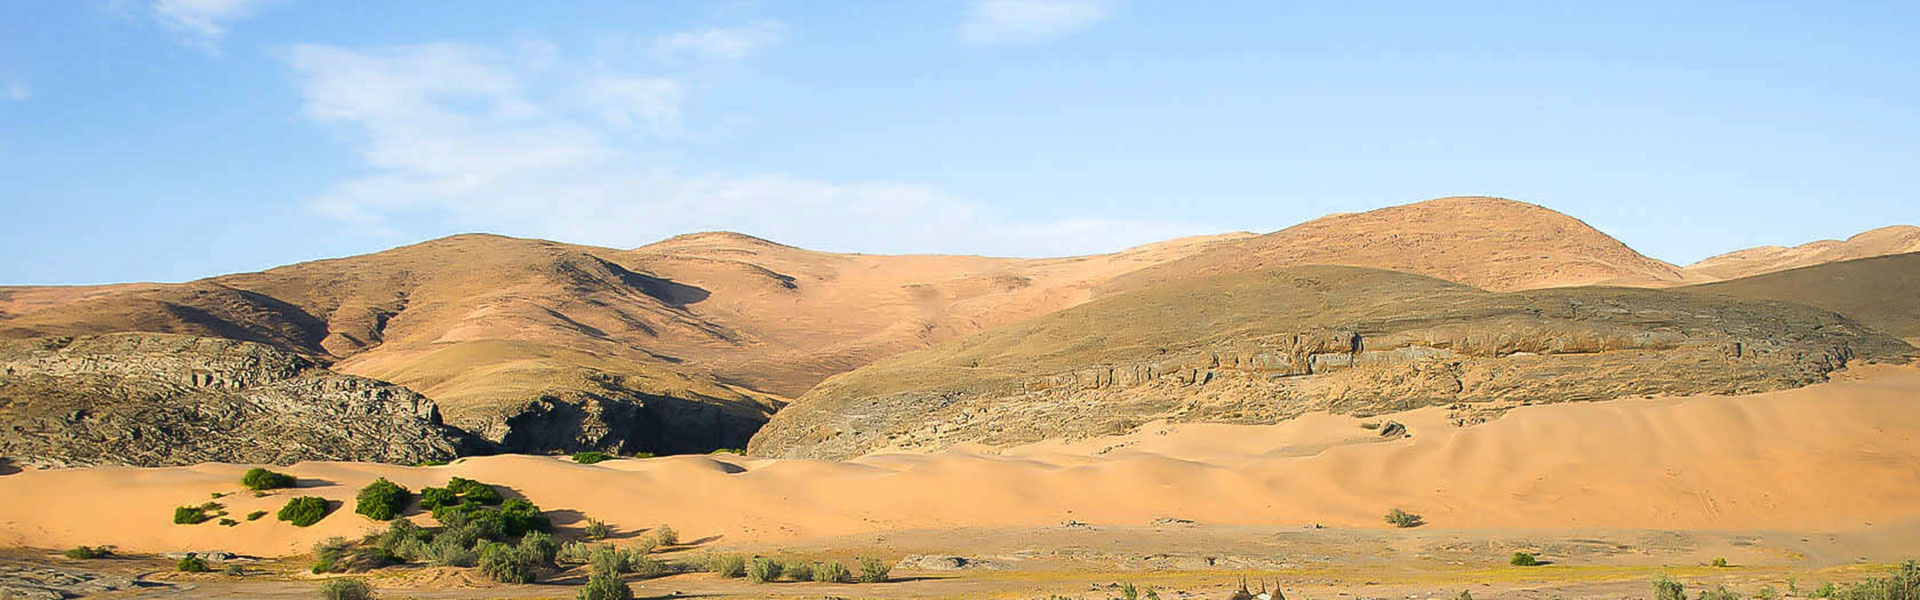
left=749, top=266, right=1914, bottom=459
left=1685, top=225, right=1920, bottom=281
left=0, top=333, right=481, bottom=467
left=1100, top=196, right=1691, bottom=295
left=1686, top=252, right=1920, bottom=344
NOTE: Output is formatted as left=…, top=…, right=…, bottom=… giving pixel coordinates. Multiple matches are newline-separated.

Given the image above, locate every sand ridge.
left=3, top=365, right=1918, bottom=557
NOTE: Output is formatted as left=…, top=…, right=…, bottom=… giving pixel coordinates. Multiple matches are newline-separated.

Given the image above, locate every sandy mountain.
left=750, top=265, right=1912, bottom=459
left=1100, top=196, right=1689, bottom=295
left=1684, top=225, right=1920, bottom=281
left=0, top=232, right=1243, bottom=463
left=1685, top=252, right=1920, bottom=344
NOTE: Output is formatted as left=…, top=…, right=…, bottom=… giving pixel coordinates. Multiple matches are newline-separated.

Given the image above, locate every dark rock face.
left=749, top=267, right=1916, bottom=460
left=492, top=390, right=764, bottom=456
left=0, top=333, right=483, bottom=468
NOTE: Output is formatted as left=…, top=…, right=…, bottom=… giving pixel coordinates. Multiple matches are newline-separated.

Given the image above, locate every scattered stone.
left=895, top=555, right=968, bottom=570
left=1151, top=517, right=1197, bottom=526
left=1378, top=421, right=1406, bottom=437
left=161, top=550, right=234, bottom=561
left=0, top=564, right=139, bottom=599
left=1060, top=519, right=1091, bottom=529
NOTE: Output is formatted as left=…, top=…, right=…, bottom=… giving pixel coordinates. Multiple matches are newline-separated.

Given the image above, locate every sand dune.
left=2, top=366, right=1917, bottom=557
left=1686, top=225, right=1920, bottom=281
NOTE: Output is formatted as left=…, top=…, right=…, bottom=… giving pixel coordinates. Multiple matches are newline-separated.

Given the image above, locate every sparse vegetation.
left=218, top=517, right=239, bottom=527
left=1120, top=582, right=1139, bottom=600
left=1710, top=556, right=1730, bottom=567
left=783, top=559, right=814, bottom=582
left=446, top=477, right=503, bottom=505
left=1653, top=574, right=1686, bottom=600
left=319, top=577, right=375, bottom=600
left=1698, top=586, right=1740, bottom=600
left=747, top=556, right=783, bottom=583
left=247, top=510, right=268, bottom=521
left=240, top=467, right=296, bottom=491
left=176, top=555, right=209, bottom=572
left=479, top=541, right=537, bottom=584
left=63, top=546, right=110, bottom=559
left=1805, top=559, right=1919, bottom=600
left=223, top=563, right=244, bottom=576
left=278, top=496, right=331, bottom=527
left=1510, top=552, right=1539, bottom=566
left=583, top=518, right=612, bottom=540
left=354, top=478, right=411, bottom=521
left=1384, top=508, right=1424, bottom=528
left=1454, top=592, right=1473, bottom=600
left=813, top=560, right=851, bottom=583
left=571, top=451, right=616, bottom=464
left=651, top=524, right=678, bottom=547
left=857, top=555, right=891, bottom=583
left=418, top=486, right=458, bottom=510
left=518, top=530, right=558, bottom=566
left=705, top=553, right=746, bottom=578
left=577, top=545, right=634, bottom=600
left=173, top=505, right=211, bottom=525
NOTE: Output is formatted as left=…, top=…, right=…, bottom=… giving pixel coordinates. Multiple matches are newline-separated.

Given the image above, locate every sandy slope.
left=2, top=366, right=1917, bottom=557
left=1687, top=225, right=1920, bottom=281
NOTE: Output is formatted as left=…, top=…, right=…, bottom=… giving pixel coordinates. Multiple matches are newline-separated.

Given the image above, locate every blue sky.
left=2, top=1, right=1917, bottom=285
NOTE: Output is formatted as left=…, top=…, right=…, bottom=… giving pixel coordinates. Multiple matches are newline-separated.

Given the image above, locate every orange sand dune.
left=3, top=366, right=1918, bottom=557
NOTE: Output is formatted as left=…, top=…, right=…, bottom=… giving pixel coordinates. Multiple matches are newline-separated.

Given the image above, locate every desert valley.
left=2, top=196, right=1918, bottom=599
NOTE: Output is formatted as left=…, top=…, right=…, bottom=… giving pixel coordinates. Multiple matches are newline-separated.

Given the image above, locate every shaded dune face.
left=1685, top=251, right=1920, bottom=345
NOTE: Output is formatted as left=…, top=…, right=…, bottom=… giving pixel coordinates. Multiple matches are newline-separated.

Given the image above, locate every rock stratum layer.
left=0, top=333, right=481, bottom=468
left=750, top=266, right=1915, bottom=459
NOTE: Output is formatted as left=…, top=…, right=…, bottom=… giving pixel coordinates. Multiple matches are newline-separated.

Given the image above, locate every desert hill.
left=1099, top=196, right=1690, bottom=295
left=1685, top=252, right=1920, bottom=344
left=1685, top=225, right=1920, bottom=281
left=749, top=265, right=1912, bottom=459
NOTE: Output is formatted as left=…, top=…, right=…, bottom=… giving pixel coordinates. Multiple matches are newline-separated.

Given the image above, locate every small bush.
left=1454, top=592, right=1474, bottom=600
left=813, top=560, right=851, bottom=583
left=319, top=577, right=375, bottom=600
left=64, top=546, right=110, bottom=559
left=559, top=541, right=596, bottom=564
left=857, top=555, right=891, bottom=583
left=1698, top=586, right=1740, bottom=600
left=747, top=556, right=783, bottom=583
left=572, top=451, right=616, bottom=464
left=1510, top=552, right=1539, bottom=566
left=1710, top=556, right=1729, bottom=567
left=705, top=553, right=746, bottom=578
left=584, top=518, right=612, bottom=540
left=783, top=560, right=813, bottom=582
left=418, top=487, right=458, bottom=510
left=218, top=518, right=240, bottom=527
left=240, top=467, right=296, bottom=491
left=632, top=554, right=670, bottom=578
left=1756, top=585, right=1779, bottom=600
left=278, top=496, right=331, bottom=527
left=1121, top=582, right=1139, bottom=600
left=222, top=563, right=244, bottom=576
left=479, top=542, right=536, bottom=584
left=312, top=537, right=351, bottom=574
left=354, top=478, right=411, bottom=521
left=578, top=570, right=633, bottom=600
left=518, top=530, right=559, bottom=566
left=447, top=477, right=503, bottom=505
left=177, top=555, right=209, bottom=572
left=173, top=506, right=210, bottom=525
left=417, top=459, right=450, bottom=467
left=246, top=510, right=268, bottom=521
left=1653, top=575, right=1686, bottom=600
left=1384, top=508, right=1424, bottom=528
left=651, top=524, right=677, bottom=547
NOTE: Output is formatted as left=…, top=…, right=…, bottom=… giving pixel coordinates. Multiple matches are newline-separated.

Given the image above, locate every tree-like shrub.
left=857, top=556, right=891, bottom=583
left=747, top=556, right=783, bottom=583
left=176, top=555, right=209, bottom=572
left=479, top=541, right=536, bottom=584
left=173, top=506, right=210, bottom=525
left=319, top=577, right=375, bottom=600
left=1510, top=552, right=1539, bottom=566
left=1384, top=508, right=1424, bottom=528
left=813, top=560, right=851, bottom=583
left=278, top=496, right=331, bottom=527
left=240, top=467, right=296, bottom=491
left=355, top=478, right=411, bottom=521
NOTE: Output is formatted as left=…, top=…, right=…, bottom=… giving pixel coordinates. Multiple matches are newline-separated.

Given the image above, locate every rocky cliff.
left=0, top=333, right=483, bottom=467
left=749, top=266, right=1915, bottom=459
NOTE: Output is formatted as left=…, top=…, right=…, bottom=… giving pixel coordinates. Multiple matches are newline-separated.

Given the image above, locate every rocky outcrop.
left=0, top=333, right=483, bottom=468
left=749, top=267, right=1916, bottom=459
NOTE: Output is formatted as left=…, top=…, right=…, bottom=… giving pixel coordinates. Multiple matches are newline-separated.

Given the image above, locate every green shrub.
left=278, top=496, right=331, bottom=527
left=1756, top=585, right=1779, bottom=600
left=312, top=537, right=351, bottom=574
left=857, top=555, right=891, bottom=583
left=1510, top=552, right=1538, bottom=566
left=518, top=531, right=558, bottom=566
left=176, top=555, right=209, bottom=572
left=218, top=518, right=239, bottom=527
left=417, top=459, right=450, bottom=467
left=370, top=519, right=430, bottom=556
left=1453, top=592, right=1473, bottom=600
left=705, top=553, right=746, bottom=578
left=584, top=518, right=612, bottom=540
left=1384, top=508, right=1424, bottom=528
left=572, top=451, right=616, bottom=464
left=559, top=541, right=596, bottom=564
left=319, top=577, right=375, bottom=600
left=1121, top=582, right=1139, bottom=600
left=447, top=477, right=503, bottom=505
left=651, top=524, right=677, bottom=547
left=422, top=535, right=478, bottom=567
left=499, top=498, right=551, bottom=536
left=1697, top=586, right=1739, bottom=600
left=1710, top=556, right=1729, bottom=567
left=354, top=478, right=411, bottom=521
left=173, top=506, right=210, bottom=525
left=479, top=541, right=536, bottom=584
left=1653, top=575, right=1686, bottom=600
left=64, top=546, right=110, bottom=559
left=246, top=510, right=268, bottom=521
left=632, top=554, right=670, bottom=578
left=418, top=486, right=458, bottom=510
left=783, top=560, right=813, bottom=582
left=813, top=560, right=851, bottom=583
left=577, top=569, right=633, bottom=600
left=223, top=563, right=244, bottom=576
left=240, top=467, right=296, bottom=491
left=747, top=556, right=783, bottom=583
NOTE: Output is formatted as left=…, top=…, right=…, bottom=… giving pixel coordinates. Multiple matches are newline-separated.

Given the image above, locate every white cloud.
left=286, top=37, right=1207, bottom=257
left=151, top=0, right=270, bottom=42
left=960, top=0, right=1115, bottom=45
left=2, top=83, right=28, bottom=101
left=651, top=21, right=786, bottom=62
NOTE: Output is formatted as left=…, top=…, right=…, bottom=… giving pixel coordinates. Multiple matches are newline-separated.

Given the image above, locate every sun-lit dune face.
left=4, top=367, right=1920, bottom=557
left=1686, top=226, right=1920, bottom=281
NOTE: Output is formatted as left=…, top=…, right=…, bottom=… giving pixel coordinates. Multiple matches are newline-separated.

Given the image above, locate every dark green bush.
left=572, top=451, right=616, bottom=464
left=1384, top=508, right=1424, bottom=528
left=246, top=510, right=268, bottom=521
left=218, top=518, right=239, bottom=527
left=64, top=546, right=110, bottom=559
left=173, top=506, right=210, bottom=525
left=1510, top=552, right=1539, bottom=566
left=319, top=577, right=375, bottom=600
left=479, top=542, right=536, bottom=584
left=278, top=496, right=331, bottom=527
left=418, top=486, right=458, bottom=510
left=447, top=477, right=503, bottom=505
left=500, top=498, right=551, bottom=536
left=857, top=555, right=891, bottom=583
left=354, top=478, right=411, bottom=521
left=240, top=467, right=296, bottom=491
left=177, top=555, right=209, bottom=572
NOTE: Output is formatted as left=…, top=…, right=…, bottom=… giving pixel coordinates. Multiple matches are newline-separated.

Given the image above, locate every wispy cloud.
left=960, top=0, right=1116, bottom=45
left=284, top=33, right=1207, bottom=257
left=651, top=21, right=786, bottom=62
left=149, top=0, right=271, bottom=48
left=2, top=83, right=28, bottom=101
